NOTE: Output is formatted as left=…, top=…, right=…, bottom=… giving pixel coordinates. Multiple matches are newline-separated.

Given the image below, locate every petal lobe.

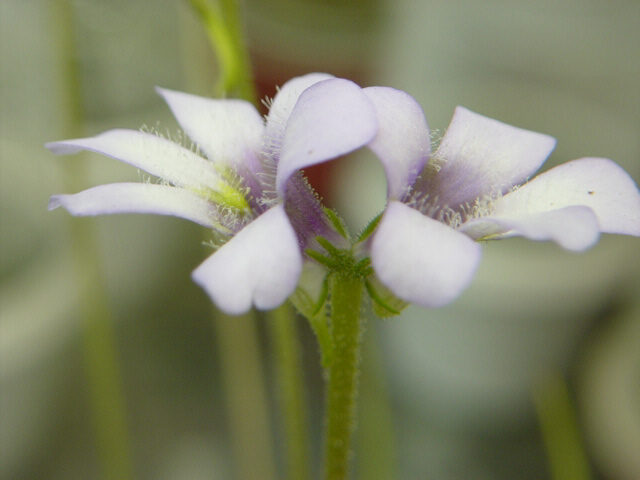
left=371, top=201, right=482, bottom=308
left=192, top=204, right=302, bottom=314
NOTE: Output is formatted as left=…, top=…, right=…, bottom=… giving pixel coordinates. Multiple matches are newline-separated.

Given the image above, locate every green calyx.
left=306, top=236, right=372, bottom=279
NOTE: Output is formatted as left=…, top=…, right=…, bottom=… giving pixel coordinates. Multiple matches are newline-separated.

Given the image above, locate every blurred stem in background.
left=188, top=0, right=256, bottom=101
left=357, top=326, right=397, bottom=480
left=189, top=1, right=309, bottom=479
left=53, top=1, right=134, bottom=479
left=268, top=304, right=312, bottom=480
left=534, top=372, right=592, bottom=480
left=213, top=311, right=277, bottom=479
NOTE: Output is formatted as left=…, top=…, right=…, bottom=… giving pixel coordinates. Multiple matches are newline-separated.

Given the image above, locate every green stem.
left=53, top=2, right=134, bottom=479
left=188, top=0, right=257, bottom=102
left=324, top=274, right=365, bottom=480
left=357, top=327, right=396, bottom=480
left=268, top=304, right=312, bottom=480
left=213, top=311, right=278, bottom=480
left=534, top=372, right=592, bottom=480
left=188, top=1, right=276, bottom=478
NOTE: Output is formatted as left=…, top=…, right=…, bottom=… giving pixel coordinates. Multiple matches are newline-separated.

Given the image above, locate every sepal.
left=365, top=275, right=408, bottom=318
left=356, top=213, right=383, bottom=243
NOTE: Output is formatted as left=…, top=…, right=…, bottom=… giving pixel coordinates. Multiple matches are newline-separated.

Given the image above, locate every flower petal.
left=46, top=129, right=224, bottom=192
left=192, top=204, right=302, bottom=315
left=156, top=87, right=264, bottom=171
left=263, top=72, right=335, bottom=152
left=363, top=86, right=430, bottom=200
left=494, top=157, right=640, bottom=236
left=420, top=106, right=556, bottom=210
left=371, top=201, right=482, bottom=308
left=276, top=78, right=378, bottom=195
left=48, top=183, right=217, bottom=228
left=461, top=206, right=601, bottom=251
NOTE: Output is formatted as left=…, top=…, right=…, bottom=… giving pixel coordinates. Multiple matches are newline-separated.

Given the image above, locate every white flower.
left=365, top=94, right=640, bottom=307
left=47, top=73, right=379, bottom=314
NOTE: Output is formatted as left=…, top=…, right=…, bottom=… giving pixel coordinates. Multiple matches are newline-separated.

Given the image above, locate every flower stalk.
left=324, top=273, right=365, bottom=480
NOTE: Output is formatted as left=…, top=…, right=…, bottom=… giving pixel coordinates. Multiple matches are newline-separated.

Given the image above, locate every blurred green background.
left=1, top=0, right=639, bottom=479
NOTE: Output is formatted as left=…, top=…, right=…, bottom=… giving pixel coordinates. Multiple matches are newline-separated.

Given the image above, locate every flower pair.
left=48, top=74, right=640, bottom=314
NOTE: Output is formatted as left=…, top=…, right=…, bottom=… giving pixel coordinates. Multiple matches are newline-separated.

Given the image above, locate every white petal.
left=422, top=106, right=556, bottom=209
left=495, top=157, right=640, bottom=236
left=363, top=86, right=430, bottom=199
left=263, top=73, right=335, bottom=150
left=46, top=129, right=223, bottom=192
left=461, top=206, right=601, bottom=251
left=48, top=183, right=217, bottom=228
left=192, top=204, right=302, bottom=315
left=156, top=87, right=264, bottom=170
left=371, top=201, right=482, bottom=308
left=276, top=78, right=378, bottom=195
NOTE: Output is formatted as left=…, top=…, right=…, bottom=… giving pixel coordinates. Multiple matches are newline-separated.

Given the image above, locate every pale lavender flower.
left=286, top=84, right=640, bottom=309
left=365, top=91, right=640, bottom=308
left=47, top=73, right=378, bottom=314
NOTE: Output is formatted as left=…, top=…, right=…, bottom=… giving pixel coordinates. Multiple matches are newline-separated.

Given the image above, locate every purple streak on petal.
left=416, top=106, right=556, bottom=213
left=283, top=172, right=345, bottom=250
left=276, top=78, right=378, bottom=196
left=461, top=205, right=601, bottom=251
left=363, top=86, right=430, bottom=200
left=371, top=201, right=482, bottom=308
left=495, top=157, right=640, bottom=236
left=192, top=204, right=303, bottom=315
left=46, top=129, right=222, bottom=191
left=48, top=183, right=217, bottom=228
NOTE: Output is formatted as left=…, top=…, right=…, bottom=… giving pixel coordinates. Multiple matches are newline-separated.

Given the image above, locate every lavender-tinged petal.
left=46, top=129, right=223, bottom=192
left=461, top=205, right=601, bottom=251
left=192, top=204, right=303, bottom=315
left=283, top=172, right=346, bottom=250
left=48, top=183, right=217, bottom=228
left=263, top=72, right=335, bottom=153
left=422, top=106, right=556, bottom=210
left=276, top=78, right=378, bottom=195
left=362, top=86, right=430, bottom=200
left=156, top=87, right=264, bottom=172
left=371, top=201, right=482, bottom=308
left=494, top=157, right=640, bottom=236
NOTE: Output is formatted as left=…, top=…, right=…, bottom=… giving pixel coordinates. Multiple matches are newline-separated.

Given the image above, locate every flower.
left=47, top=73, right=379, bottom=314
left=362, top=93, right=640, bottom=308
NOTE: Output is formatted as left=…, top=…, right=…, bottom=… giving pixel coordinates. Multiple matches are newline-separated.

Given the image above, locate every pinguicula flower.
left=358, top=90, right=640, bottom=308
left=47, top=73, right=379, bottom=314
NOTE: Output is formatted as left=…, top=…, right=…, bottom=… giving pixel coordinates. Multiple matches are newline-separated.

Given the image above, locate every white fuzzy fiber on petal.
left=46, top=129, right=223, bottom=192
left=156, top=87, right=264, bottom=169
